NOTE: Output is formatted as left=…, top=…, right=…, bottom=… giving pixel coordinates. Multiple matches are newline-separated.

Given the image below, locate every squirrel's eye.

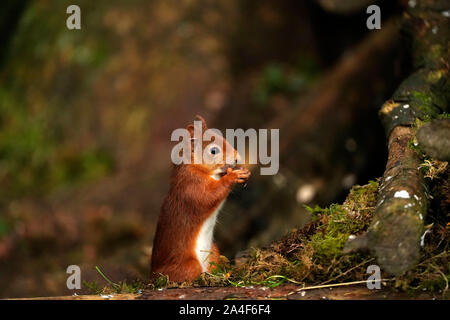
left=210, top=147, right=220, bottom=155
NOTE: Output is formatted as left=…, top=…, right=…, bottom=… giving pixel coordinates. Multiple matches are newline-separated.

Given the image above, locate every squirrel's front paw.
left=226, top=167, right=251, bottom=184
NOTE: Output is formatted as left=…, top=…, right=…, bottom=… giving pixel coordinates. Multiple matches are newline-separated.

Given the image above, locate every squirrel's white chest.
left=195, top=201, right=225, bottom=272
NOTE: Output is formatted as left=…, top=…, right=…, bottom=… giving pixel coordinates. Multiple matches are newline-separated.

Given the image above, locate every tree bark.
left=344, top=0, right=449, bottom=275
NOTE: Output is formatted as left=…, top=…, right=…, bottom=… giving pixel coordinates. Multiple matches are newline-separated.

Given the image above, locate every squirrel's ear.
left=186, top=124, right=195, bottom=137
left=195, top=115, right=208, bottom=130
left=186, top=115, right=207, bottom=137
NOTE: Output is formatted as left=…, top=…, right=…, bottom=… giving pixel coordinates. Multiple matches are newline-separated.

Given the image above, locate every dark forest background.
left=0, top=0, right=410, bottom=298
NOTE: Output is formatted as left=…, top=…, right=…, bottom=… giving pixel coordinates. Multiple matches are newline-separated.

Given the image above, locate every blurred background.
left=0, top=0, right=411, bottom=298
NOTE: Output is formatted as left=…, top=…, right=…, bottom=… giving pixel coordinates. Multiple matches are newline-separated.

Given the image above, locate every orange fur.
left=150, top=116, right=249, bottom=282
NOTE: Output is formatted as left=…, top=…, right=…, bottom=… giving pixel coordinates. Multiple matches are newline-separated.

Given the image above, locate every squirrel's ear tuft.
left=186, top=124, right=195, bottom=137
left=186, top=115, right=207, bottom=136
left=195, top=115, right=208, bottom=130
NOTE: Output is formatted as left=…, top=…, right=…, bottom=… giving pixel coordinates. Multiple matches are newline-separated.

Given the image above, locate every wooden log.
left=344, top=125, right=427, bottom=274
left=344, top=0, right=449, bottom=275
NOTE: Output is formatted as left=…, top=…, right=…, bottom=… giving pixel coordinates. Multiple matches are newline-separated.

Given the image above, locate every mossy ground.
left=145, top=178, right=448, bottom=298
left=206, top=180, right=381, bottom=288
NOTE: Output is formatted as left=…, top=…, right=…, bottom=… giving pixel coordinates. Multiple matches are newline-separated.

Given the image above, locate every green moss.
left=411, top=90, right=440, bottom=117
left=437, top=113, right=450, bottom=119
left=346, top=180, right=379, bottom=204
left=83, top=266, right=146, bottom=295
left=311, top=232, right=348, bottom=261
left=150, top=274, right=170, bottom=289
left=426, top=70, right=445, bottom=84
left=408, top=137, right=421, bottom=153
left=82, top=281, right=104, bottom=295
left=307, top=182, right=378, bottom=262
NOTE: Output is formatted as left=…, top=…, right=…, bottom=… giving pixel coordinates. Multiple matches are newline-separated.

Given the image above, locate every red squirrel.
left=150, top=115, right=250, bottom=282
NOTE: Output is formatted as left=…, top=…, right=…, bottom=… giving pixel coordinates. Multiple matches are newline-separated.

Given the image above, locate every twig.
left=287, top=278, right=395, bottom=296
left=321, top=258, right=375, bottom=285
left=417, top=251, right=448, bottom=267
left=433, top=265, right=449, bottom=295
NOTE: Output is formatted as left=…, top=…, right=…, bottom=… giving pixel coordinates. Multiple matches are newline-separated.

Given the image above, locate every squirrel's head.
left=186, top=115, right=241, bottom=176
